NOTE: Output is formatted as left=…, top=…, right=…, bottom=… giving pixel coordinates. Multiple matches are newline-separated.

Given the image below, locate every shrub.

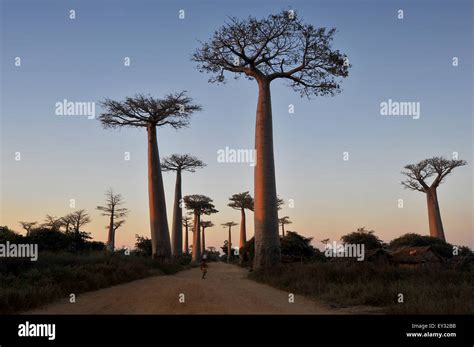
left=249, top=262, right=474, bottom=314
left=340, top=227, right=385, bottom=250
left=389, top=233, right=455, bottom=258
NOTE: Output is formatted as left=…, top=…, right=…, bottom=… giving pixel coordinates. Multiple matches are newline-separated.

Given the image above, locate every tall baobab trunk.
left=171, top=170, right=183, bottom=256
left=253, top=79, right=280, bottom=269
left=192, top=213, right=201, bottom=261
left=281, top=224, right=285, bottom=238
left=184, top=223, right=189, bottom=255
left=147, top=125, right=172, bottom=259
left=426, top=188, right=445, bottom=241
left=227, top=226, right=232, bottom=263
left=202, top=225, right=206, bottom=254
left=106, top=210, right=114, bottom=252
left=239, top=208, right=247, bottom=264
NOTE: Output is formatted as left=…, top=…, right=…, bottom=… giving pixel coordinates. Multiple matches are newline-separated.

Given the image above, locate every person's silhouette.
left=200, top=255, right=208, bottom=279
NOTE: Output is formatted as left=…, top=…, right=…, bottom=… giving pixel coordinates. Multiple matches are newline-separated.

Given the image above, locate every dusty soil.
left=26, top=262, right=379, bottom=314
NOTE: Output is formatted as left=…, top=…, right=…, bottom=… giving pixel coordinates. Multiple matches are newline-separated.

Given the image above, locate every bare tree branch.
left=193, top=10, right=350, bottom=97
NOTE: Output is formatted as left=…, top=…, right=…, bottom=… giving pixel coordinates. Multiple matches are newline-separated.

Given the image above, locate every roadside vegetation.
left=245, top=229, right=473, bottom=314
left=0, top=227, right=192, bottom=314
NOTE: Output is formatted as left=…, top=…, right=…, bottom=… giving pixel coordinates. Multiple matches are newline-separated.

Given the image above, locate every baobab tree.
left=184, top=195, right=218, bottom=261
left=278, top=216, right=292, bottom=237
left=228, top=192, right=254, bottom=263
left=99, top=93, right=201, bottom=259
left=70, top=209, right=91, bottom=234
left=18, top=221, right=37, bottom=236
left=182, top=215, right=192, bottom=255
left=41, top=215, right=62, bottom=232
left=193, top=10, right=349, bottom=269
left=200, top=220, right=214, bottom=254
left=96, top=189, right=129, bottom=252
left=222, top=222, right=238, bottom=262
left=61, top=214, right=74, bottom=233
left=401, top=156, right=467, bottom=241
left=162, top=154, right=206, bottom=256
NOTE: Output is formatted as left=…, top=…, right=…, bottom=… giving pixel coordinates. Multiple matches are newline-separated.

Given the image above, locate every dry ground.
left=26, top=262, right=378, bottom=314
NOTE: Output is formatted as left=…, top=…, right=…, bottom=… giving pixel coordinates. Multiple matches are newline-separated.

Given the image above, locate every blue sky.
left=1, top=0, right=472, bottom=249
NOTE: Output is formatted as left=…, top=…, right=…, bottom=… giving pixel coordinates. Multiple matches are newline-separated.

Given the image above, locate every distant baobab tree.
left=61, top=214, right=74, bottom=233
left=228, top=192, right=254, bottom=263
left=194, top=10, right=349, bottom=269
left=278, top=216, right=292, bottom=237
left=99, top=92, right=202, bottom=259
left=182, top=215, right=192, bottom=255
left=401, top=156, right=467, bottom=241
left=70, top=209, right=91, bottom=235
left=96, top=189, right=129, bottom=252
left=41, top=215, right=62, bottom=232
left=162, top=154, right=206, bottom=256
left=222, top=222, right=238, bottom=262
left=18, top=221, right=37, bottom=236
left=200, top=220, right=214, bottom=254
left=184, top=195, right=218, bottom=261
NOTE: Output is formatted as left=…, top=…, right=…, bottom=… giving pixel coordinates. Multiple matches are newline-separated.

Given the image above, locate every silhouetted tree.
left=68, top=210, right=91, bottom=248
left=70, top=210, right=91, bottom=234
left=184, top=195, right=218, bottom=261
left=96, top=189, right=129, bottom=252
left=61, top=214, right=74, bottom=234
left=222, top=222, right=238, bottom=262
left=41, top=215, right=62, bottom=232
left=182, top=215, right=192, bottom=255
left=99, top=92, right=202, bottom=259
left=194, top=10, right=349, bottom=269
left=278, top=216, right=292, bottom=237
left=401, top=157, right=467, bottom=241
left=162, top=154, right=206, bottom=256
left=200, top=220, right=214, bottom=254
left=18, top=221, right=37, bottom=236
left=228, top=191, right=254, bottom=263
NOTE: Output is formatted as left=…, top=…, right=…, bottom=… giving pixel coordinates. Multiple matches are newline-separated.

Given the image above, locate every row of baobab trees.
left=96, top=9, right=351, bottom=269
left=94, top=9, right=465, bottom=269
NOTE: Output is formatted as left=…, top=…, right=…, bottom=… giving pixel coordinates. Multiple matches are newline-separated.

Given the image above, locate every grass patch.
left=249, top=262, right=474, bottom=314
left=0, top=251, right=191, bottom=314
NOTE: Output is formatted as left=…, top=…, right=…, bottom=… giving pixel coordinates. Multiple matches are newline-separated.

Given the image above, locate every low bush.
left=249, top=262, right=474, bottom=314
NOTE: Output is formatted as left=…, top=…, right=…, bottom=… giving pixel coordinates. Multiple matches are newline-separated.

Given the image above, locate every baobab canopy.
left=193, top=9, right=350, bottom=97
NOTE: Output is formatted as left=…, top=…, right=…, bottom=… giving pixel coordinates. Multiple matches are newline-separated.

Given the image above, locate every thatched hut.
left=390, top=246, right=445, bottom=267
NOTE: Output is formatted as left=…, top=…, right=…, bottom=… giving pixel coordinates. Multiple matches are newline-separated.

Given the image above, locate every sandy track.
left=26, top=262, right=371, bottom=314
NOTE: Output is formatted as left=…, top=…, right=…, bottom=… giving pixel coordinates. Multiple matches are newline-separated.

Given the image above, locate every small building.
left=390, top=246, right=445, bottom=267
left=365, top=248, right=393, bottom=264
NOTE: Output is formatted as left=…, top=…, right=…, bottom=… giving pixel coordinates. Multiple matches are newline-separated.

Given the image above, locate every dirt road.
left=27, top=262, right=370, bottom=314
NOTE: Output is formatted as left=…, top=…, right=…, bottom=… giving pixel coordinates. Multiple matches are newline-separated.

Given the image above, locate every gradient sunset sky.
left=1, top=0, right=472, bottom=250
